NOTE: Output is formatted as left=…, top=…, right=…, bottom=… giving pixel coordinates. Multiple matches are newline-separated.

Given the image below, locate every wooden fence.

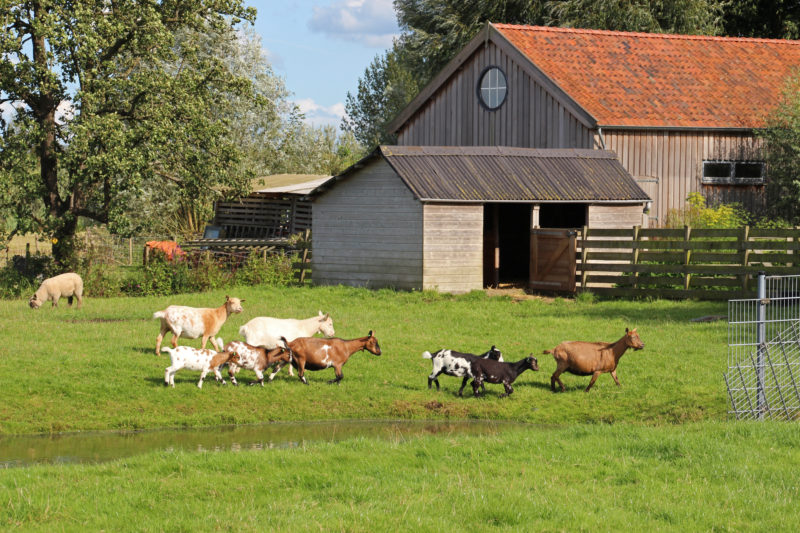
left=578, top=226, right=800, bottom=300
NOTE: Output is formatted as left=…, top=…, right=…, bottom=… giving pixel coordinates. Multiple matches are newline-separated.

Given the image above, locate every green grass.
left=2, top=422, right=798, bottom=531
left=0, top=286, right=729, bottom=435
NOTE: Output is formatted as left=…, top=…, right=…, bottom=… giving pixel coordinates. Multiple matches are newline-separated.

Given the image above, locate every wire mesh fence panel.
left=726, top=274, right=800, bottom=420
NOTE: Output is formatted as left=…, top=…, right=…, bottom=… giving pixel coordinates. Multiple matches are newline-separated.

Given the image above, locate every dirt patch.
left=424, top=400, right=443, bottom=411
left=485, top=286, right=555, bottom=303
left=65, top=317, right=141, bottom=323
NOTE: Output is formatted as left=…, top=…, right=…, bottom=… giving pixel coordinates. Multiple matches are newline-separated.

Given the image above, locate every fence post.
left=631, top=225, right=640, bottom=289
left=757, top=271, right=767, bottom=419
left=129, top=238, right=133, bottom=266
left=741, top=225, right=751, bottom=293
left=580, top=225, right=588, bottom=289
left=683, top=225, right=692, bottom=290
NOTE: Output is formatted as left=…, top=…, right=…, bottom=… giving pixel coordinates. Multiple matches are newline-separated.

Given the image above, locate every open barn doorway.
left=483, top=203, right=531, bottom=287
left=538, top=203, right=587, bottom=228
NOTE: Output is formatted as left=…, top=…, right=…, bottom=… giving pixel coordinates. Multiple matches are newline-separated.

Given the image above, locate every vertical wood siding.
left=422, top=204, right=484, bottom=293
left=397, top=42, right=594, bottom=149
left=312, top=160, right=423, bottom=289
left=587, top=205, right=647, bottom=229
left=603, top=130, right=764, bottom=226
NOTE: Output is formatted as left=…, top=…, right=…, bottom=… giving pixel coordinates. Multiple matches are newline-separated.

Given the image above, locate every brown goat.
left=546, top=328, right=645, bottom=392
left=222, top=340, right=292, bottom=386
left=280, top=331, right=381, bottom=385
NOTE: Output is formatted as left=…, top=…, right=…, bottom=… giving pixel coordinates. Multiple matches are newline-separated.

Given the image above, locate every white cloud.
left=0, top=100, right=26, bottom=123
left=55, top=100, right=74, bottom=124
left=308, top=0, right=399, bottom=48
left=295, top=97, right=346, bottom=128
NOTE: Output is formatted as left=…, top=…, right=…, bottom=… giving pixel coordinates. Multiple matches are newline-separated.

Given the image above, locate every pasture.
left=0, top=286, right=728, bottom=434
left=2, top=285, right=797, bottom=530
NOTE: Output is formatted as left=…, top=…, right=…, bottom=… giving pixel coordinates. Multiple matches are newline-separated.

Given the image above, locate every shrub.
left=664, top=192, right=750, bottom=229
left=234, top=251, right=295, bottom=287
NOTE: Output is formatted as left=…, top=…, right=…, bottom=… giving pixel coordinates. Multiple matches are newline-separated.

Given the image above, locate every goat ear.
left=240, top=299, right=246, bottom=303
left=323, top=313, right=330, bottom=320
left=368, top=330, right=374, bottom=337
left=626, top=327, right=630, bottom=334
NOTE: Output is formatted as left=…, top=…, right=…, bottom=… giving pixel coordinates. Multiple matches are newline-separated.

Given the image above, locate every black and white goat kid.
left=422, top=345, right=503, bottom=396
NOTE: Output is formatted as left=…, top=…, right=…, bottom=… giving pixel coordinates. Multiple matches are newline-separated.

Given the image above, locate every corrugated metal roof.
left=377, top=146, right=649, bottom=203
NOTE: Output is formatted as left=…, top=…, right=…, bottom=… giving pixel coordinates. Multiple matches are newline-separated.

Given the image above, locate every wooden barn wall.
left=588, top=204, right=647, bottom=229
left=601, top=130, right=764, bottom=226
left=396, top=42, right=594, bottom=149
left=422, top=204, right=484, bottom=293
left=312, top=159, right=423, bottom=290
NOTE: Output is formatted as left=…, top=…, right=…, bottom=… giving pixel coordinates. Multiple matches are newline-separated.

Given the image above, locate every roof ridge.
left=491, top=23, right=800, bottom=45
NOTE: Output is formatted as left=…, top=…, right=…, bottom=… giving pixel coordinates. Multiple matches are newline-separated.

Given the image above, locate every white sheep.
left=29, top=272, right=84, bottom=309
left=161, top=337, right=241, bottom=388
left=152, top=295, right=244, bottom=355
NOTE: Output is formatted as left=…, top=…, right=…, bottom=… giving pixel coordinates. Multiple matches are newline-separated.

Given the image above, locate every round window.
left=478, top=66, right=508, bottom=110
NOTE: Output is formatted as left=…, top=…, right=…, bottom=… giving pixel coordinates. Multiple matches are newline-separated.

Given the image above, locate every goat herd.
left=27, top=272, right=646, bottom=396
left=149, top=295, right=645, bottom=396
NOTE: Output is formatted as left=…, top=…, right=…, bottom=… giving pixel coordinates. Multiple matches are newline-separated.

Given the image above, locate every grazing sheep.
left=546, top=328, right=645, bottom=392
left=162, top=338, right=241, bottom=388
left=152, top=295, right=244, bottom=355
left=238, top=311, right=335, bottom=378
left=470, top=356, right=540, bottom=397
left=29, top=272, right=83, bottom=309
left=222, top=340, right=293, bottom=387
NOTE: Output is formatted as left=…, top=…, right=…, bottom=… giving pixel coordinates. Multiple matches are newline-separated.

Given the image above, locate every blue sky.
left=249, top=0, right=400, bottom=128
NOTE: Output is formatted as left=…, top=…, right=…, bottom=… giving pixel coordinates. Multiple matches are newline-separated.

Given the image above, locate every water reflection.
left=0, top=419, right=528, bottom=468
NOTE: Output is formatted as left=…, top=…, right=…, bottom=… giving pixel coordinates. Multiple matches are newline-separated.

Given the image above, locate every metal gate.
left=725, top=274, right=800, bottom=420
left=529, top=229, right=577, bottom=292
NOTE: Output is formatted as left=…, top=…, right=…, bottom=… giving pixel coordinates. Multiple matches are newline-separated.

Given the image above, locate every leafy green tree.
left=759, top=72, right=800, bottom=224
left=0, top=0, right=255, bottom=264
left=342, top=46, right=419, bottom=149
left=721, top=0, right=800, bottom=39
left=545, top=0, right=724, bottom=35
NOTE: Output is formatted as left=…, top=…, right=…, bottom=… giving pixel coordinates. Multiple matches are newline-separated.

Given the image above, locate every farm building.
left=387, top=23, right=800, bottom=225
left=311, top=145, right=649, bottom=293
left=210, top=174, right=332, bottom=239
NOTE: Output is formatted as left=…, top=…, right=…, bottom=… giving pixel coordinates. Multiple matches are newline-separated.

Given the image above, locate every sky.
left=249, top=0, right=401, bottom=129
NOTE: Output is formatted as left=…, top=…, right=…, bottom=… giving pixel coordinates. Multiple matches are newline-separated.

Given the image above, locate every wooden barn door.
left=529, top=229, right=577, bottom=292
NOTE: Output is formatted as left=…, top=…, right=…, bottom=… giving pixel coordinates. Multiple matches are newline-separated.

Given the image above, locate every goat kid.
left=280, top=331, right=381, bottom=385
left=153, top=295, right=244, bottom=355
left=223, top=340, right=293, bottom=387
left=422, top=346, right=503, bottom=396
left=546, top=328, right=645, bottom=392
left=162, top=338, right=241, bottom=388
left=471, top=356, right=540, bottom=398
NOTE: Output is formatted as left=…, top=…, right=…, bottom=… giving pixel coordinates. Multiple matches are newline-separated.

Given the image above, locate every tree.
left=0, top=1, right=256, bottom=264
left=759, top=72, right=800, bottom=224
left=342, top=46, right=419, bottom=149
left=721, top=0, right=800, bottom=39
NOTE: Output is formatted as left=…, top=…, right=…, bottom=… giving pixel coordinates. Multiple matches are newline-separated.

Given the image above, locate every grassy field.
left=2, top=422, right=798, bottom=531
left=4, top=285, right=794, bottom=531
left=0, top=286, right=729, bottom=434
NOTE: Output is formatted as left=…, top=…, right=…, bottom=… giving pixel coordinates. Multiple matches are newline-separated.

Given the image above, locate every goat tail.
left=542, top=349, right=553, bottom=354
left=422, top=350, right=433, bottom=359
left=153, top=310, right=165, bottom=320
left=160, top=346, right=173, bottom=355
left=238, top=324, right=248, bottom=337
left=280, top=336, right=290, bottom=350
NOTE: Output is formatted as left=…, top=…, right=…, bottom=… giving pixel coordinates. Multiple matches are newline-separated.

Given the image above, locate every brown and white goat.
left=153, top=295, right=244, bottom=355
left=222, top=340, right=293, bottom=387
left=280, top=331, right=381, bottom=385
left=546, top=328, right=645, bottom=393
left=161, top=340, right=241, bottom=388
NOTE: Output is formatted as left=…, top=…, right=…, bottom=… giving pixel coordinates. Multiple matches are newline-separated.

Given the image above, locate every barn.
left=311, top=146, right=649, bottom=293
left=388, top=23, right=800, bottom=225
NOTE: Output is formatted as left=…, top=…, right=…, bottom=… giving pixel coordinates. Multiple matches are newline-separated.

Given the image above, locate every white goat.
left=162, top=337, right=240, bottom=388
left=152, top=295, right=244, bottom=355
left=29, top=272, right=84, bottom=309
left=238, top=311, right=335, bottom=380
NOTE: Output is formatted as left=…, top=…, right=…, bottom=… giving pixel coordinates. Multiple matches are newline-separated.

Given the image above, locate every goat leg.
left=610, top=370, right=621, bottom=387
left=458, top=376, right=470, bottom=396
left=327, top=369, right=343, bottom=385
left=585, top=372, right=601, bottom=392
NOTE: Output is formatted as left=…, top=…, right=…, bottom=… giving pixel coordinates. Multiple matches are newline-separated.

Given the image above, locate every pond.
left=0, top=419, right=529, bottom=468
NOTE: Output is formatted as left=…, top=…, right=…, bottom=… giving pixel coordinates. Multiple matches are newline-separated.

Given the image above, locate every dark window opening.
left=539, top=203, right=587, bottom=228
left=702, top=160, right=765, bottom=185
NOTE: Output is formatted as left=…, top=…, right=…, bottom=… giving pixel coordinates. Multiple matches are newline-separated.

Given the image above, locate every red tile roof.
left=493, top=24, right=800, bottom=129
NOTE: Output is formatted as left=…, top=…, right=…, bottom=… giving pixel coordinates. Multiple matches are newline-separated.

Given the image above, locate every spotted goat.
left=421, top=346, right=503, bottom=396
left=222, top=340, right=293, bottom=386
left=161, top=338, right=240, bottom=388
